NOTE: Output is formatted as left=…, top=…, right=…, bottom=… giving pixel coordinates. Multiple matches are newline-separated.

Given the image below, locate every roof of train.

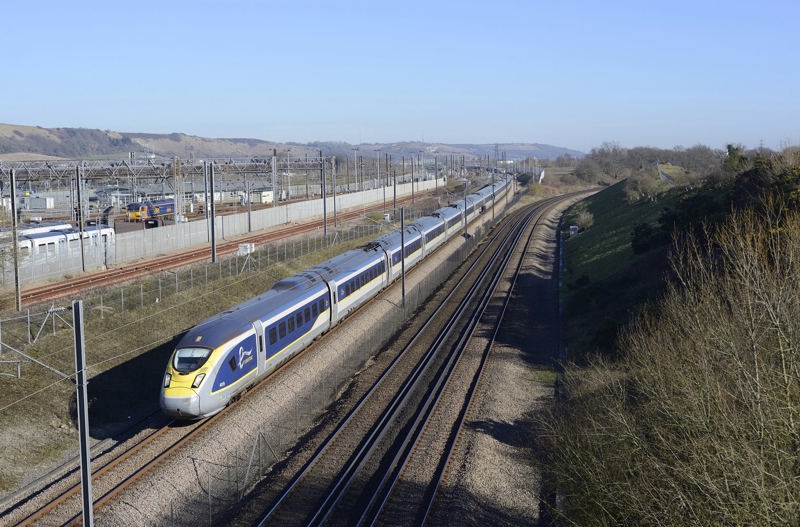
left=475, top=185, right=496, bottom=197
left=370, top=225, right=422, bottom=252
left=307, top=247, right=386, bottom=282
left=407, top=215, right=444, bottom=234
left=180, top=272, right=328, bottom=350
left=25, top=228, right=78, bottom=240
left=24, top=225, right=112, bottom=240
left=453, top=194, right=481, bottom=210
left=432, top=206, right=461, bottom=221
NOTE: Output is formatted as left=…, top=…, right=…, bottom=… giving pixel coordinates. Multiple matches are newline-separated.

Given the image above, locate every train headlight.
left=192, top=373, right=206, bottom=388
left=163, top=373, right=171, bottom=388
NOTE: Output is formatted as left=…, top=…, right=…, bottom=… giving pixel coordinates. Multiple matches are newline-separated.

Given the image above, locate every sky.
left=2, top=0, right=799, bottom=153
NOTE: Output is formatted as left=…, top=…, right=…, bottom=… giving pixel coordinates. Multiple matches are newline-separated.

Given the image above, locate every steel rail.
left=360, top=201, right=547, bottom=526
left=416, top=197, right=564, bottom=524
left=256, top=196, right=531, bottom=526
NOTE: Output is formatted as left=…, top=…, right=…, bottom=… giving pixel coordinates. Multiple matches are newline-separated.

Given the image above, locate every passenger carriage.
left=408, top=216, right=447, bottom=256
left=370, top=225, right=424, bottom=283
left=432, top=206, right=463, bottom=240
left=308, top=247, right=388, bottom=323
left=453, top=195, right=481, bottom=228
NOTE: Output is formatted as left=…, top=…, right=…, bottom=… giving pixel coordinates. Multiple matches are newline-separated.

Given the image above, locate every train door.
left=326, top=278, right=340, bottom=323
left=254, top=321, right=267, bottom=374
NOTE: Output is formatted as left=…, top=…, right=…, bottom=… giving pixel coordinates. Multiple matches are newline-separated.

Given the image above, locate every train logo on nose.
left=238, top=346, right=254, bottom=369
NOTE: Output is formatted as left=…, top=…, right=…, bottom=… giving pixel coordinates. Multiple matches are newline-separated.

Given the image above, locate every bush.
left=540, top=208, right=800, bottom=525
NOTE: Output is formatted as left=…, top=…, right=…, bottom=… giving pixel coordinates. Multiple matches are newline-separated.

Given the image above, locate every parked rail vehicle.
left=161, top=178, right=509, bottom=418
left=10, top=225, right=114, bottom=253
left=126, top=199, right=176, bottom=222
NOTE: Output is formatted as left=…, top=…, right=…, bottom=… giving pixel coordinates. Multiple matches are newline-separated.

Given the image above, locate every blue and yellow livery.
left=126, top=199, right=176, bottom=222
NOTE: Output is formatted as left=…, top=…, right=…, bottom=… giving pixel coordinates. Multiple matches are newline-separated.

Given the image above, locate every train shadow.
left=70, top=333, right=183, bottom=441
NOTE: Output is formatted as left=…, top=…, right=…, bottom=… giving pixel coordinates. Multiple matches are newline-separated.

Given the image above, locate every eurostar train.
left=13, top=225, right=114, bottom=253
left=160, top=178, right=509, bottom=418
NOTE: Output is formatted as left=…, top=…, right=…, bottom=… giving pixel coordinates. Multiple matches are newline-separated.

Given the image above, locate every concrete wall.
left=6, top=179, right=445, bottom=285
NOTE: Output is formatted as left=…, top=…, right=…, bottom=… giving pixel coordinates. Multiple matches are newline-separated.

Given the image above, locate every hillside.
left=0, top=123, right=583, bottom=162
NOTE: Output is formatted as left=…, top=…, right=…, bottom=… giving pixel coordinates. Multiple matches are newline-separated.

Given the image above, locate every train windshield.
left=173, top=347, right=212, bottom=373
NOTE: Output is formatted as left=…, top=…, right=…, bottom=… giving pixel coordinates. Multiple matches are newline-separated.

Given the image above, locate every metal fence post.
left=73, top=300, right=94, bottom=527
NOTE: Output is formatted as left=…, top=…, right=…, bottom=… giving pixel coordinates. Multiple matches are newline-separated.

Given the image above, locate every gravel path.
left=431, top=198, right=579, bottom=526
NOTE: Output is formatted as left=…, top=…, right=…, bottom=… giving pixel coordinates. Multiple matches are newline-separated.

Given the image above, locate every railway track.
left=9, top=410, right=225, bottom=526
left=222, top=194, right=573, bottom=526
left=3, top=188, right=574, bottom=526
left=381, top=197, right=567, bottom=525
left=20, top=194, right=427, bottom=306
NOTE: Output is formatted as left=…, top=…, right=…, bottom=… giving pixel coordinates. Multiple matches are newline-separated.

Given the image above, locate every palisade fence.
left=2, top=178, right=445, bottom=285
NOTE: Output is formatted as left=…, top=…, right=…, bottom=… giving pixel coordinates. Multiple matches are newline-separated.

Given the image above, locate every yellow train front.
left=161, top=273, right=333, bottom=419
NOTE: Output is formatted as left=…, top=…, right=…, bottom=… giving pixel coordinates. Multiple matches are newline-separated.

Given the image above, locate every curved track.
left=223, top=193, right=577, bottom=526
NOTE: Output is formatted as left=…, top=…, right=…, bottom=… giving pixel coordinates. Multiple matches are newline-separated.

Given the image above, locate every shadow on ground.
left=70, top=333, right=184, bottom=441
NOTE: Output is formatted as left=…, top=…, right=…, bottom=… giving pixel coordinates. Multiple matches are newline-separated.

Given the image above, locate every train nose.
left=161, top=387, right=201, bottom=419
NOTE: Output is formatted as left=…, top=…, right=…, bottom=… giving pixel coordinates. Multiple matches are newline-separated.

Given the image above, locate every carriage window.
left=288, top=317, right=295, bottom=332
left=304, top=307, right=311, bottom=321
left=279, top=322, right=286, bottom=339
left=312, top=303, right=319, bottom=318
left=296, top=313, right=303, bottom=327
left=269, top=327, right=277, bottom=345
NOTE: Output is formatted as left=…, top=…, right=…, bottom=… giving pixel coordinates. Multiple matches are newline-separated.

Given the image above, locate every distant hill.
left=0, top=123, right=584, bottom=163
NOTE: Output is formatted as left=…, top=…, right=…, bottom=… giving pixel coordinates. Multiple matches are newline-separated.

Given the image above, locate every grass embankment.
left=552, top=177, right=800, bottom=525
left=561, top=181, right=689, bottom=360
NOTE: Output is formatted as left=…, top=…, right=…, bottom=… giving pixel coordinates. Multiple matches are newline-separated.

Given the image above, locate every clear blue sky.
left=2, top=0, right=798, bottom=153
